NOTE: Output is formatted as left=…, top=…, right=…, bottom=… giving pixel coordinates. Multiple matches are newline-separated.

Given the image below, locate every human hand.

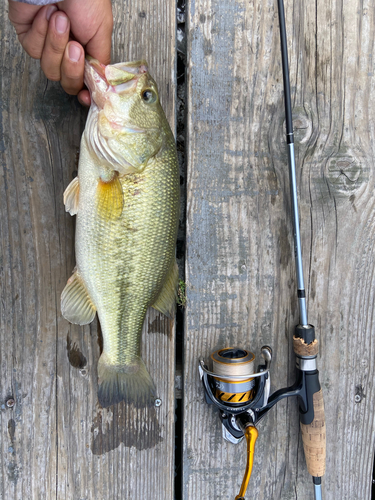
left=8, top=0, right=113, bottom=105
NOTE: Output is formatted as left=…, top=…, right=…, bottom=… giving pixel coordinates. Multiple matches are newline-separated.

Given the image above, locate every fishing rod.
left=199, top=0, right=326, bottom=498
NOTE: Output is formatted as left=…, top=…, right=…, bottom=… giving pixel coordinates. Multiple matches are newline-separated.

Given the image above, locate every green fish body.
left=61, top=59, right=179, bottom=408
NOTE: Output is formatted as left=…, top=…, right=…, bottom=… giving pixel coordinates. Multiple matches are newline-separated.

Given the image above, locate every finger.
left=8, top=1, right=41, bottom=26
left=77, top=89, right=91, bottom=107
left=60, top=42, right=84, bottom=95
left=15, top=5, right=58, bottom=59
left=40, top=12, right=70, bottom=81
left=85, top=3, right=113, bottom=65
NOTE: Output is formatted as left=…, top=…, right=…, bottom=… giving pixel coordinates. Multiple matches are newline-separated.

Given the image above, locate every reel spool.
left=210, top=348, right=256, bottom=405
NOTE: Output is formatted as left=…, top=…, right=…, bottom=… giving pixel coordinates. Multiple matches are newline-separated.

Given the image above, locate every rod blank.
left=277, top=0, right=308, bottom=328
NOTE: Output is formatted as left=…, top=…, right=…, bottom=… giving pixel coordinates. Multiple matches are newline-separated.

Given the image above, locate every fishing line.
left=210, top=348, right=256, bottom=404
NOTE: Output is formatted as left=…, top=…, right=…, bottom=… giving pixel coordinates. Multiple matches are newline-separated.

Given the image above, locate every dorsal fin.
left=152, top=261, right=179, bottom=318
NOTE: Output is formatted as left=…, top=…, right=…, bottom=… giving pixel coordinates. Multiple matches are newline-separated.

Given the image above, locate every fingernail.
left=46, top=5, right=57, bottom=21
left=68, top=43, right=82, bottom=62
left=55, top=14, right=68, bottom=34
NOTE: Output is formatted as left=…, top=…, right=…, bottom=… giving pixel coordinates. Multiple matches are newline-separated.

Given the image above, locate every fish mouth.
left=84, top=57, right=149, bottom=101
left=84, top=58, right=161, bottom=173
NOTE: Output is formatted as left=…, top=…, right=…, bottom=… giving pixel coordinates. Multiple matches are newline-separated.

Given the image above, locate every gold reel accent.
left=234, top=425, right=259, bottom=500
left=217, top=389, right=254, bottom=403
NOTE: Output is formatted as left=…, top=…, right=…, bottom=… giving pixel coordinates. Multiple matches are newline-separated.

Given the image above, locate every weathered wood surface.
left=0, top=1, right=176, bottom=499
left=184, top=0, right=375, bottom=499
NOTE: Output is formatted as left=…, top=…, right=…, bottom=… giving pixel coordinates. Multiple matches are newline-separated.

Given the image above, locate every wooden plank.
left=0, top=1, right=176, bottom=499
left=184, top=0, right=375, bottom=498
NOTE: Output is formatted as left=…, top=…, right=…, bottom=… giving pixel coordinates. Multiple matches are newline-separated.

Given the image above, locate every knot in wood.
left=292, top=113, right=312, bottom=144
left=326, top=151, right=365, bottom=195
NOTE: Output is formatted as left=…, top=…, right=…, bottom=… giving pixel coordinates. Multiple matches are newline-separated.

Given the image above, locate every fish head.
left=84, top=58, right=167, bottom=174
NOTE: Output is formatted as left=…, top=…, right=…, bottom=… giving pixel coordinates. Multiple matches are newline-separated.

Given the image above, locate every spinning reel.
left=199, top=347, right=271, bottom=444
left=199, top=338, right=321, bottom=500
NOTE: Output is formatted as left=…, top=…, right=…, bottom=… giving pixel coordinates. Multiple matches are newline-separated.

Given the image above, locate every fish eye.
left=142, top=89, right=157, bottom=104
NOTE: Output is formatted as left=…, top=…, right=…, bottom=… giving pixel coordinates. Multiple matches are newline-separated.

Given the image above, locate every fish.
left=61, top=57, right=180, bottom=408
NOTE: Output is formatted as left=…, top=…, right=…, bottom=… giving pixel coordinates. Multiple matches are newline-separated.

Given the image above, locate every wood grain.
left=184, top=0, right=375, bottom=498
left=0, top=1, right=176, bottom=499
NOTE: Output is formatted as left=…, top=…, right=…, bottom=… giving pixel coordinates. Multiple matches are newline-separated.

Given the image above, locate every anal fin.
left=152, top=260, right=178, bottom=319
left=61, top=269, right=96, bottom=325
left=63, top=176, right=80, bottom=215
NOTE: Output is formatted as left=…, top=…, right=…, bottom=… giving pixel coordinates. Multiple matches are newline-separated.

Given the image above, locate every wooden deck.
left=1, top=0, right=375, bottom=499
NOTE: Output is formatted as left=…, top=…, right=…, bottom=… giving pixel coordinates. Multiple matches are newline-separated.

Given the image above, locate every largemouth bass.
left=61, top=58, right=179, bottom=408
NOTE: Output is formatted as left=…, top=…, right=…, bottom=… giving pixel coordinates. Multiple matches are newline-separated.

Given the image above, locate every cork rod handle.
left=300, top=388, right=326, bottom=477
left=293, top=336, right=326, bottom=478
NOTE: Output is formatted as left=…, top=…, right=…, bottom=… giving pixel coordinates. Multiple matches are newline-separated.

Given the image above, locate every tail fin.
left=97, top=353, right=156, bottom=408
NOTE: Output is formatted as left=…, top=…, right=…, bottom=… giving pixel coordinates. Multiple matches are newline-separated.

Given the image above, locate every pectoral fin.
left=152, top=261, right=179, bottom=319
left=96, top=173, right=124, bottom=220
left=63, top=177, right=80, bottom=215
left=61, top=269, right=96, bottom=325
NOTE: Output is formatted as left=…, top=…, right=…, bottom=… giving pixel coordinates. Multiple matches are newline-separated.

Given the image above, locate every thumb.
left=85, top=16, right=113, bottom=65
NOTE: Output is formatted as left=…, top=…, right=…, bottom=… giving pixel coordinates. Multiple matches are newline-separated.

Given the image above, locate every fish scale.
left=61, top=59, right=179, bottom=407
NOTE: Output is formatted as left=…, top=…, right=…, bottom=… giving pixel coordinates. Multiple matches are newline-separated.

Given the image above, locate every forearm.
left=13, top=0, right=62, bottom=4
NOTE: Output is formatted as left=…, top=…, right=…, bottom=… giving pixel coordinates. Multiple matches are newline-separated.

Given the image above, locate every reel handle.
left=234, top=424, right=258, bottom=500
left=293, top=335, right=326, bottom=478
